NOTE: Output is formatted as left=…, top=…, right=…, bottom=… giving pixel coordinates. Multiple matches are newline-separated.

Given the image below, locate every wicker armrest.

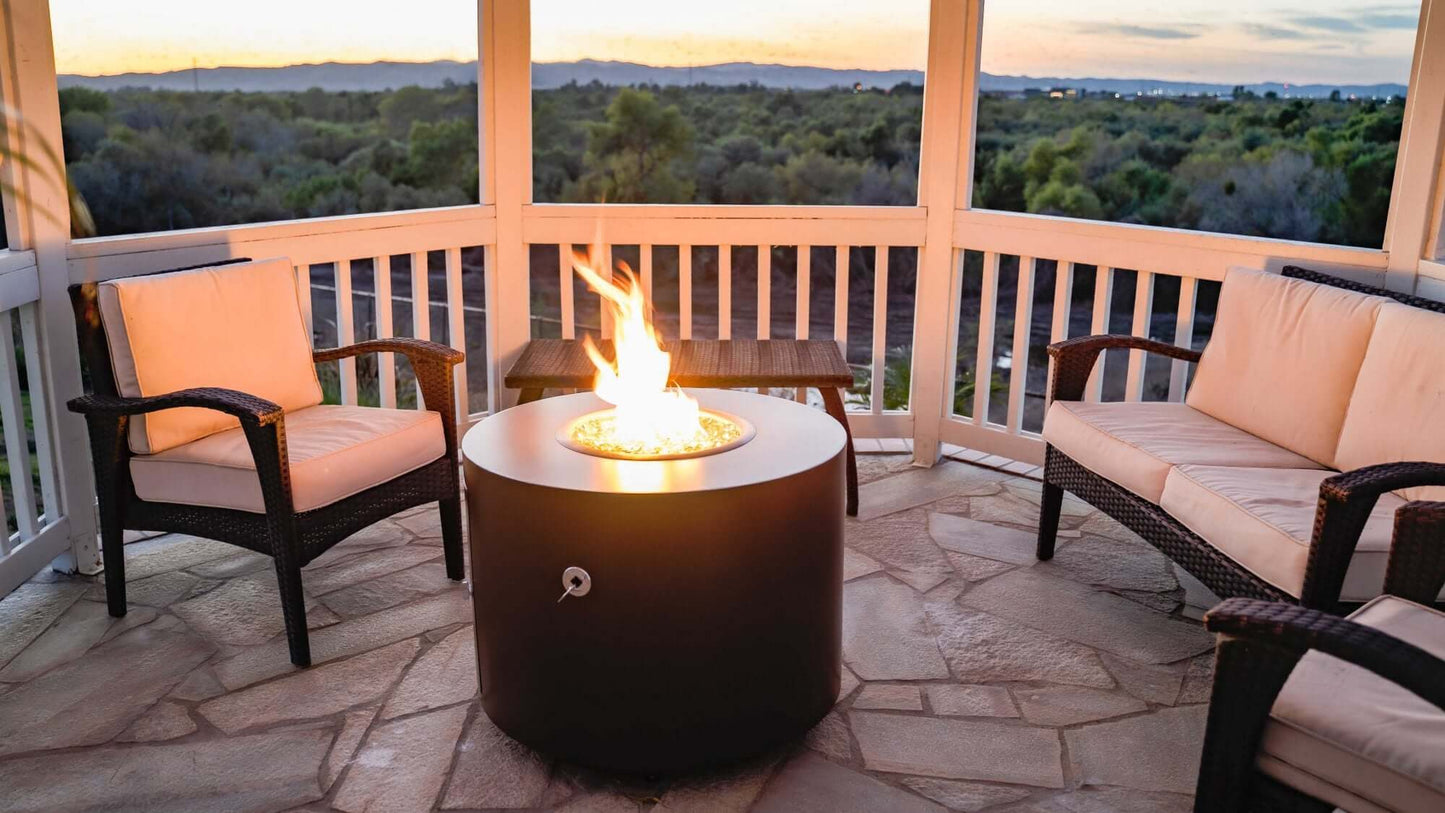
left=1384, top=500, right=1445, bottom=606
left=313, top=338, right=464, bottom=367
left=1046, top=334, right=1202, bottom=402
left=1205, top=598, right=1445, bottom=710
left=68, top=387, right=285, bottom=427
left=1320, top=462, right=1445, bottom=503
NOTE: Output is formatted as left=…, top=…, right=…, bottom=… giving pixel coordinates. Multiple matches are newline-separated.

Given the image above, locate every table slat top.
left=506, top=339, right=854, bottom=389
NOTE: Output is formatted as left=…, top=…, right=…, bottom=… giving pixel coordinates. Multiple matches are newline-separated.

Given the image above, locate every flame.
left=570, top=240, right=720, bottom=456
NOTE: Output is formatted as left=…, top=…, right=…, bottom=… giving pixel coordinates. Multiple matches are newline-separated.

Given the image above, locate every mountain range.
left=57, top=59, right=1408, bottom=100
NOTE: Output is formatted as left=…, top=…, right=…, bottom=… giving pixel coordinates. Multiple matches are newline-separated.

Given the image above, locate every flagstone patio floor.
left=0, top=454, right=1222, bottom=812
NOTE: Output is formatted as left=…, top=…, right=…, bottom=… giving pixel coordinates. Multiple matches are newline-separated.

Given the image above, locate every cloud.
left=1291, top=16, right=1365, bottom=33
left=1358, top=12, right=1419, bottom=30
left=1082, top=23, right=1203, bottom=41
left=1240, top=23, right=1312, bottom=41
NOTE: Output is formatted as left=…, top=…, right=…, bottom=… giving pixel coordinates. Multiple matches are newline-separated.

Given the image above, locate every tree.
left=574, top=88, right=693, bottom=203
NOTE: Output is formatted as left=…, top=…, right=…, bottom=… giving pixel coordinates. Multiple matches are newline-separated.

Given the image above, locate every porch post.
left=0, top=0, right=101, bottom=572
left=479, top=0, right=533, bottom=414
left=909, top=0, right=981, bottom=466
left=1385, top=0, right=1445, bottom=291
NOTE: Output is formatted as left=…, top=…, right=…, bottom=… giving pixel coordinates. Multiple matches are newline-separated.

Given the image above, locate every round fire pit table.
left=462, top=389, right=846, bottom=773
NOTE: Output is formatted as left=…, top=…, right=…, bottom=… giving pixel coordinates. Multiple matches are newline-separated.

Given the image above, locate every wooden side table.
left=505, top=338, right=859, bottom=516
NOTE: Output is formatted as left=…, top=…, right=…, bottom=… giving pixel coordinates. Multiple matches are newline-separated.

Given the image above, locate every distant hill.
left=57, top=59, right=1408, bottom=99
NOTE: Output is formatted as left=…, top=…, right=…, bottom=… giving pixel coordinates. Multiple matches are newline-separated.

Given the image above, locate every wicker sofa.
left=68, top=257, right=466, bottom=667
left=1036, top=266, right=1445, bottom=610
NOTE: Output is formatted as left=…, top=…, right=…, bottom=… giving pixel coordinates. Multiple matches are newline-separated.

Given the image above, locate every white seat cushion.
left=1159, top=465, right=1430, bottom=603
left=1185, top=268, right=1387, bottom=467
left=99, top=257, right=322, bottom=454
left=1042, top=401, right=1322, bottom=503
left=1334, top=302, right=1445, bottom=502
left=130, top=405, right=445, bottom=513
left=1258, top=596, right=1445, bottom=813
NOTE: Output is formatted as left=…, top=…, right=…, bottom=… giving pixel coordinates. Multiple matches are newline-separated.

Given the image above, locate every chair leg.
left=1037, top=480, right=1064, bottom=561
left=99, top=521, right=127, bottom=617
left=439, top=495, right=465, bottom=581
left=272, top=553, right=311, bottom=668
left=820, top=388, right=858, bottom=517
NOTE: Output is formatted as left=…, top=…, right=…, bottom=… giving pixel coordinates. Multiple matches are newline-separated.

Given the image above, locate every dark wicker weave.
left=1282, top=264, right=1445, bottom=313
left=506, top=337, right=860, bottom=515
left=1038, top=272, right=1445, bottom=612
left=1192, top=529, right=1445, bottom=812
left=67, top=277, right=466, bottom=668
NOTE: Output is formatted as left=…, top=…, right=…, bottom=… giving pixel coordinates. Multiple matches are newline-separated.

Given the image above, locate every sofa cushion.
left=1159, top=465, right=1427, bottom=603
left=1334, top=302, right=1445, bottom=502
left=1042, top=401, right=1323, bottom=503
left=130, top=405, right=445, bottom=513
left=1257, top=596, right=1445, bottom=813
left=98, top=257, right=322, bottom=454
left=1186, top=268, right=1387, bottom=467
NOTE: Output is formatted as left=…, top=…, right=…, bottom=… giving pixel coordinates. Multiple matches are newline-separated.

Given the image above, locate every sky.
left=49, top=0, right=1422, bottom=86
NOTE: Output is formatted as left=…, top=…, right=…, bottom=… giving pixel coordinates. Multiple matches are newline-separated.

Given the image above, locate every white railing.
left=0, top=249, right=69, bottom=596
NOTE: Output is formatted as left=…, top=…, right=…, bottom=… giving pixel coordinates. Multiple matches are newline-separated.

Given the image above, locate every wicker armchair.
left=68, top=258, right=465, bottom=667
left=1193, top=501, right=1445, bottom=812
left=1037, top=266, right=1445, bottom=611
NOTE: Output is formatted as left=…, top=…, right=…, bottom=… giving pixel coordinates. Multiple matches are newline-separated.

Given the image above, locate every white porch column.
left=0, top=0, right=101, bottom=572
left=1385, top=0, right=1445, bottom=291
left=479, top=0, right=533, bottom=414
left=908, top=0, right=981, bottom=466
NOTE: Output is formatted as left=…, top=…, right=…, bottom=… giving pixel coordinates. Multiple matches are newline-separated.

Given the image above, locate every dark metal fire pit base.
left=463, top=390, right=846, bottom=773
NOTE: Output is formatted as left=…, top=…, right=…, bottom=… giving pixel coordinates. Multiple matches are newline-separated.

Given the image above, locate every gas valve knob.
left=557, top=566, right=592, bottom=602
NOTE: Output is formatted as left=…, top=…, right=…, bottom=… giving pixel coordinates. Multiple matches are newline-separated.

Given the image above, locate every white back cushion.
left=1334, top=302, right=1445, bottom=501
left=98, top=257, right=322, bottom=454
left=1186, top=268, right=1387, bottom=467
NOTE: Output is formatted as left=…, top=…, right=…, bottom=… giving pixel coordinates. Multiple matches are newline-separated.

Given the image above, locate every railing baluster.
left=972, top=252, right=1000, bottom=425
left=757, top=244, right=771, bottom=341
left=1006, top=256, right=1036, bottom=432
left=601, top=244, right=615, bottom=339
left=679, top=245, right=693, bottom=340
left=445, top=247, right=468, bottom=422
left=1170, top=277, right=1199, bottom=403
left=1124, top=270, right=1155, bottom=402
left=0, top=309, right=37, bottom=538
left=1085, top=267, right=1115, bottom=402
left=559, top=244, right=575, bottom=340
left=374, top=255, right=396, bottom=409
left=944, top=250, right=965, bottom=417
left=0, top=477, right=10, bottom=556
left=718, top=245, right=732, bottom=340
left=834, top=246, right=849, bottom=354
left=795, top=246, right=811, bottom=402
left=336, top=261, right=357, bottom=405
left=19, top=304, right=58, bottom=523
left=1045, top=261, right=1075, bottom=404
left=295, top=264, right=314, bottom=340
left=869, top=246, right=890, bottom=414
left=411, top=251, right=430, bottom=407
left=640, top=243, right=653, bottom=302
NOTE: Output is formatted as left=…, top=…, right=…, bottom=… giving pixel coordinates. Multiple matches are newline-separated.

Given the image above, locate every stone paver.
left=753, top=751, right=945, bottom=813
left=1065, top=705, right=1209, bottom=794
left=442, top=711, right=550, bottom=809
left=853, top=684, right=924, bottom=710
left=1016, top=686, right=1147, bottom=726
left=334, top=703, right=469, bottom=813
left=0, top=457, right=1221, bottom=811
left=0, top=581, right=88, bottom=669
left=900, top=777, right=1033, bottom=811
left=199, top=638, right=418, bottom=733
left=383, top=626, right=478, bottom=719
left=927, top=600, right=1114, bottom=688
left=0, top=624, right=212, bottom=756
left=851, top=711, right=1064, bottom=787
left=843, top=577, right=949, bottom=680
left=928, top=513, right=1041, bottom=565
left=958, top=569, right=1213, bottom=664
left=925, top=684, right=1018, bottom=718
left=0, top=728, right=331, bottom=813
left=212, top=588, right=471, bottom=689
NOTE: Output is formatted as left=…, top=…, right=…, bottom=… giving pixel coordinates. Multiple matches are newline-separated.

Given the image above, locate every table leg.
left=518, top=388, right=544, bottom=405
left=820, top=388, right=858, bottom=517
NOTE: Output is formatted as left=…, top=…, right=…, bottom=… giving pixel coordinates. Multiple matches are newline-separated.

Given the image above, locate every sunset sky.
left=49, top=0, right=1422, bottom=86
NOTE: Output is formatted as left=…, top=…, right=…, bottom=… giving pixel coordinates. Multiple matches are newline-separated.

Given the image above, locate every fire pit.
left=462, top=387, right=845, bottom=772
